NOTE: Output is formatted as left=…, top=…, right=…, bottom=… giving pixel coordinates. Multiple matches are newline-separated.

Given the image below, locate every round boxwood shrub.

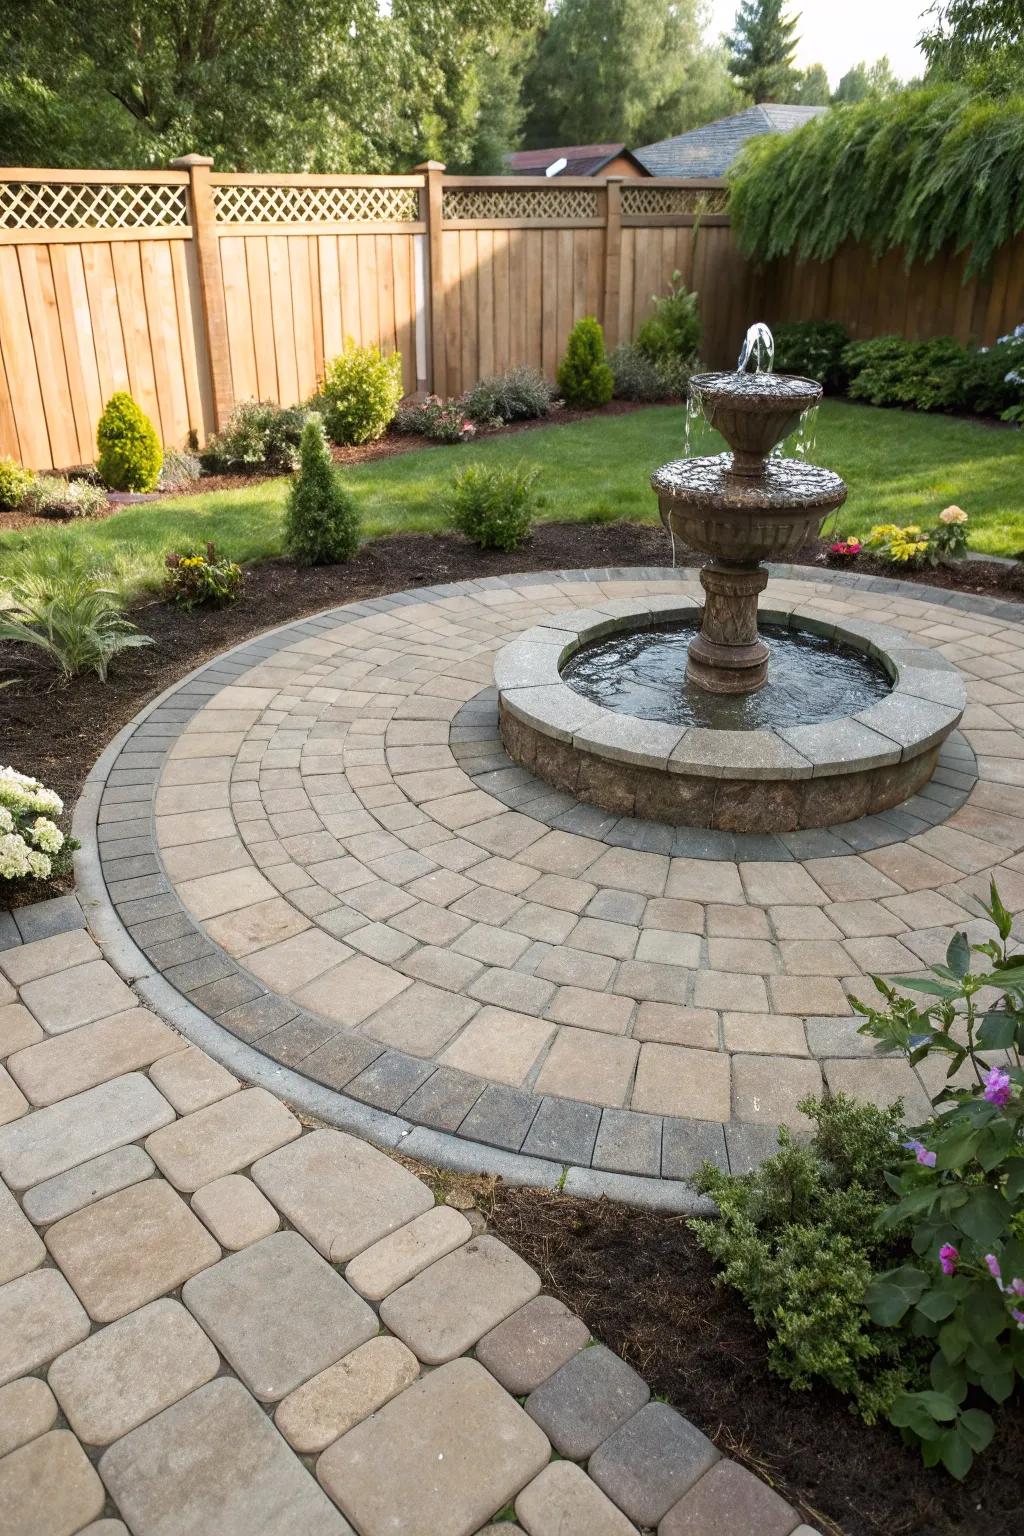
left=285, top=414, right=361, bottom=565
left=557, top=316, right=613, bottom=408
left=0, top=455, right=34, bottom=509
left=96, top=392, right=162, bottom=491
left=321, top=343, right=403, bottom=445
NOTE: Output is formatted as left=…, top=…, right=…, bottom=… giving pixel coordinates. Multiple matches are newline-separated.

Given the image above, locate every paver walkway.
left=0, top=903, right=818, bottom=1535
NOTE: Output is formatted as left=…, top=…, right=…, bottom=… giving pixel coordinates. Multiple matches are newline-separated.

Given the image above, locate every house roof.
left=504, top=144, right=649, bottom=177
left=635, top=104, right=827, bottom=178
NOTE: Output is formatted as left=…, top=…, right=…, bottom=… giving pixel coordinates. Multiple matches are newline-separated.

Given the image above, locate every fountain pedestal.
left=686, top=560, right=769, bottom=694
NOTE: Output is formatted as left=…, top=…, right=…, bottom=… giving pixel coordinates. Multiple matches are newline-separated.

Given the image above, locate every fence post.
left=603, top=177, right=624, bottom=350
left=415, top=161, right=446, bottom=396
left=171, top=154, right=233, bottom=432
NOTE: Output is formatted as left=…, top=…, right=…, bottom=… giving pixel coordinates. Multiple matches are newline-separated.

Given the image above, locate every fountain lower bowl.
left=494, top=600, right=966, bottom=833
left=653, top=455, right=848, bottom=562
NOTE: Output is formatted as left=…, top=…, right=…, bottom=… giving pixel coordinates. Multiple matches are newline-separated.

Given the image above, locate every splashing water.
left=770, top=402, right=820, bottom=462
left=737, top=322, right=775, bottom=374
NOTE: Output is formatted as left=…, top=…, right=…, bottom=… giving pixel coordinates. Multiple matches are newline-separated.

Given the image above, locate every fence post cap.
left=170, top=154, right=215, bottom=168
left=413, top=160, right=447, bottom=172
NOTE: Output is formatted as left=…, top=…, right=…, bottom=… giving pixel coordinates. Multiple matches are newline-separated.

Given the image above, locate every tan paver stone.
left=439, top=1006, right=554, bottom=1086
left=825, top=900, right=906, bottom=938
left=525, top=874, right=598, bottom=913
left=535, top=946, right=616, bottom=989
left=203, top=897, right=311, bottom=956
left=475, top=1294, right=591, bottom=1395
left=692, top=970, right=768, bottom=1013
left=533, top=1027, right=639, bottom=1108
left=345, top=1205, right=471, bottom=1300
left=659, top=1458, right=800, bottom=1536
left=723, top=1013, right=807, bottom=1055
left=515, top=1460, right=638, bottom=1536
left=0, top=1269, right=89, bottom=1385
left=545, top=987, right=634, bottom=1035
left=0, top=1178, right=44, bottom=1283
left=0, top=1429, right=105, bottom=1536
left=632, top=1003, right=718, bottom=1048
left=0, top=928, right=97, bottom=987
left=101, top=1377, right=352, bottom=1536
left=45, top=1180, right=220, bottom=1323
left=802, top=855, right=902, bottom=902
left=732, top=1055, right=822, bottom=1129
left=6, top=1009, right=182, bottom=1106
left=635, top=931, right=703, bottom=967
left=295, top=953, right=413, bottom=1025
left=631, top=1043, right=730, bottom=1120
left=842, top=935, right=921, bottom=973
left=380, top=1234, right=541, bottom=1364
left=823, top=1058, right=932, bottom=1119
left=148, top=1047, right=240, bottom=1114
left=0, top=1065, right=27, bottom=1126
left=275, top=1335, right=420, bottom=1454
left=861, top=844, right=957, bottom=893
left=18, top=960, right=136, bottom=1036
left=740, top=863, right=828, bottom=906
left=175, top=865, right=277, bottom=920
left=706, top=936, right=779, bottom=974
left=520, top=830, right=601, bottom=877
left=191, top=1173, right=280, bottom=1249
left=566, top=916, right=638, bottom=960
left=0, top=1376, right=56, bottom=1458
left=0, top=1004, right=43, bottom=1057
left=48, top=1297, right=219, bottom=1445
left=0, top=976, right=12, bottom=1006
left=768, top=975, right=851, bottom=1016
left=79, top=1522, right=130, bottom=1534
left=666, top=857, right=743, bottom=903
left=706, top=903, right=769, bottom=938
left=245, top=927, right=353, bottom=991
left=317, top=1357, right=549, bottom=1536
left=22, top=1146, right=154, bottom=1226
left=183, top=1231, right=376, bottom=1401
left=251, top=1128, right=433, bottom=1263
left=145, top=1087, right=301, bottom=1192
left=586, top=848, right=668, bottom=897
left=769, top=904, right=843, bottom=939
left=361, top=981, right=478, bottom=1056
left=0, top=1073, right=174, bottom=1191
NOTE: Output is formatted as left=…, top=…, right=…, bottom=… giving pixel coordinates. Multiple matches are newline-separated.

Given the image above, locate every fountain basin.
left=495, top=600, right=965, bottom=833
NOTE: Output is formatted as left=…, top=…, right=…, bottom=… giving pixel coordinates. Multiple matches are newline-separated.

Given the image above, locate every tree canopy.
left=726, top=0, right=799, bottom=102
left=920, top=0, right=1024, bottom=84
left=832, top=57, right=901, bottom=103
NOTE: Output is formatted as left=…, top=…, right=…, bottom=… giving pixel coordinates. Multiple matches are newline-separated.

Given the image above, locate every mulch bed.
left=481, top=1184, right=1024, bottom=1536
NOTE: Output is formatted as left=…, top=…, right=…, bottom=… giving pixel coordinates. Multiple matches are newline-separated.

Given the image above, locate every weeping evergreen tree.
left=726, top=0, right=799, bottom=103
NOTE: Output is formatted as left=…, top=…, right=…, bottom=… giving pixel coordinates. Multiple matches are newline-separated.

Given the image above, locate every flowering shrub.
left=855, top=881, right=1024, bottom=1477
left=158, top=448, right=202, bottom=492
left=0, top=767, right=77, bottom=883
left=24, top=476, right=108, bottom=519
left=867, top=523, right=931, bottom=566
left=393, top=396, right=476, bottom=443
left=205, top=401, right=310, bottom=474
left=464, top=367, right=554, bottom=425
left=931, top=505, right=969, bottom=560
left=827, top=537, right=862, bottom=565
left=164, top=544, right=243, bottom=608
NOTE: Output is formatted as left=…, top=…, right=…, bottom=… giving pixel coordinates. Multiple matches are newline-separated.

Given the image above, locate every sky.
left=705, top=0, right=929, bottom=86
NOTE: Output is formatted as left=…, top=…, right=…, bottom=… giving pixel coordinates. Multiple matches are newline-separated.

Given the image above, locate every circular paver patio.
left=89, top=563, right=1024, bottom=1186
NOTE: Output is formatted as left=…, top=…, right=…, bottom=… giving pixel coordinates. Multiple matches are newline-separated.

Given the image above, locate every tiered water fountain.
left=495, top=326, right=966, bottom=832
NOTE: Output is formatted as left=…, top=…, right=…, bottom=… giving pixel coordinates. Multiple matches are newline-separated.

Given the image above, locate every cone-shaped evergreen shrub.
left=96, top=392, right=162, bottom=491
left=556, top=316, right=613, bottom=408
left=285, top=414, right=361, bottom=566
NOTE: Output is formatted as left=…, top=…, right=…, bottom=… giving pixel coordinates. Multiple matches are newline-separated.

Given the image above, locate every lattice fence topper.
left=0, top=180, right=188, bottom=231
left=213, top=183, right=420, bottom=224
left=443, top=186, right=600, bottom=222
left=621, top=184, right=729, bottom=217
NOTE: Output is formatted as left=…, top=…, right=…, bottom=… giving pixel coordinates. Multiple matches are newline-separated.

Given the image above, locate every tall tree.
left=792, top=63, right=830, bottom=105
left=832, top=56, right=900, bottom=103
left=727, top=0, right=800, bottom=103
left=521, top=0, right=736, bottom=149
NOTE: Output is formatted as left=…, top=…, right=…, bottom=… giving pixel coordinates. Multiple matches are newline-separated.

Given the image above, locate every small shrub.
left=931, top=504, right=969, bottom=560
left=164, top=543, right=243, bottom=609
left=962, top=324, right=1024, bottom=420
left=0, top=767, right=78, bottom=883
left=158, top=448, right=202, bottom=491
left=827, top=536, right=863, bottom=565
left=393, top=396, right=476, bottom=442
left=0, top=542, right=152, bottom=681
left=557, top=317, right=613, bottom=408
left=205, top=400, right=309, bottom=474
left=285, top=414, right=361, bottom=565
left=844, top=335, right=970, bottom=412
left=465, top=367, right=554, bottom=425
left=609, top=344, right=691, bottom=401
left=634, top=270, right=702, bottom=365
left=0, top=457, right=34, bottom=510
left=23, top=476, right=108, bottom=520
left=773, top=320, right=850, bottom=391
left=443, top=461, right=539, bottom=551
left=96, top=392, right=162, bottom=491
left=321, top=342, right=403, bottom=445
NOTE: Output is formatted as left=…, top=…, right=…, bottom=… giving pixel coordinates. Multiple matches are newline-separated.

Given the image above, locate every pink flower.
left=939, top=1244, right=959, bottom=1276
left=904, top=1138, right=936, bottom=1168
left=985, top=1254, right=1003, bottom=1285
left=983, top=1065, right=1012, bottom=1108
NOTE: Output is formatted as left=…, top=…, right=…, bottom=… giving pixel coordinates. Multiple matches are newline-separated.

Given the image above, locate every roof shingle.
left=635, top=105, right=826, bottom=178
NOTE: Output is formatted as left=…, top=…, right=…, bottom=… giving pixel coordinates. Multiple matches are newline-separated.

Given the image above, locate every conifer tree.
left=727, top=0, right=800, bottom=103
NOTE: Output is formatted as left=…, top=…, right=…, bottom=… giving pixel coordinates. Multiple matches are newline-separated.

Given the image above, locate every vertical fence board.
left=0, top=245, right=49, bottom=466
left=48, top=244, right=100, bottom=463
left=220, top=236, right=258, bottom=405
left=20, top=245, right=79, bottom=467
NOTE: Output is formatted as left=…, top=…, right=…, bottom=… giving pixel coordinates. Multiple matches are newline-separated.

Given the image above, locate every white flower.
left=26, top=849, right=51, bottom=879
left=29, top=817, right=63, bottom=854
left=0, top=807, right=12, bottom=834
left=0, top=832, right=32, bottom=881
left=939, top=505, right=967, bottom=524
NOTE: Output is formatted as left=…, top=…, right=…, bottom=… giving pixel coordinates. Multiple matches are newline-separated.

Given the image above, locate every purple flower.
left=904, top=1138, right=937, bottom=1168
left=939, top=1244, right=959, bottom=1277
left=1011, top=1277, right=1024, bottom=1298
left=983, top=1065, right=1012, bottom=1108
left=985, top=1254, right=1003, bottom=1285
left=1013, top=1309, right=1024, bottom=1328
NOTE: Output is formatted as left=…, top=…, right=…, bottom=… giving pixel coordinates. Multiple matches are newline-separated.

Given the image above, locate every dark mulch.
left=482, top=1184, right=1024, bottom=1536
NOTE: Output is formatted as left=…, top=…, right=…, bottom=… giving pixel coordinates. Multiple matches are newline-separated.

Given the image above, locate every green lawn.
left=2, top=401, right=1021, bottom=594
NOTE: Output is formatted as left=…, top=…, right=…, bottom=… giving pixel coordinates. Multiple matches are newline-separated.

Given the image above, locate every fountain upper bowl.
left=690, top=369, right=823, bottom=474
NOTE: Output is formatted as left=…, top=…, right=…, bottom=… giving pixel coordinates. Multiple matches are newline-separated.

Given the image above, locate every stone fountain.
left=493, top=326, right=966, bottom=833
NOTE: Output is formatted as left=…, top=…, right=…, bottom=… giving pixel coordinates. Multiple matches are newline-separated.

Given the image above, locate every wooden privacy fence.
left=0, top=158, right=1020, bottom=470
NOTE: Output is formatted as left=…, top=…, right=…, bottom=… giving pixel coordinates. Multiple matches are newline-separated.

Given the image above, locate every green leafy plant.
left=691, top=1094, right=919, bottom=1423
left=285, top=413, right=361, bottom=565
left=205, top=400, right=310, bottom=474
left=634, top=270, right=701, bottom=366
left=23, top=476, right=108, bottom=520
left=321, top=342, right=403, bottom=445
left=844, top=336, right=971, bottom=412
left=0, top=766, right=78, bottom=883
left=394, top=396, right=476, bottom=442
left=609, top=344, right=691, bottom=401
left=164, top=543, right=243, bottom=608
left=773, top=321, right=851, bottom=392
left=0, top=542, right=152, bottom=681
left=0, top=456, right=34, bottom=510
left=96, top=392, right=162, bottom=492
left=962, top=324, right=1024, bottom=421
left=464, top=367, right=554, bottom=425
left=443, top=461, right=539, bottom=551
left=158, top=448, right=202, bottom=491
left=556, top=316, right=613, bottom=409
left=855, top=882, right=1024, bottom=1478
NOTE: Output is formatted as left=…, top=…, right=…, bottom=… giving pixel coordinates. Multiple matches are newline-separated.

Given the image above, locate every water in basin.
left=561, top=622, right=891, bottom=730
